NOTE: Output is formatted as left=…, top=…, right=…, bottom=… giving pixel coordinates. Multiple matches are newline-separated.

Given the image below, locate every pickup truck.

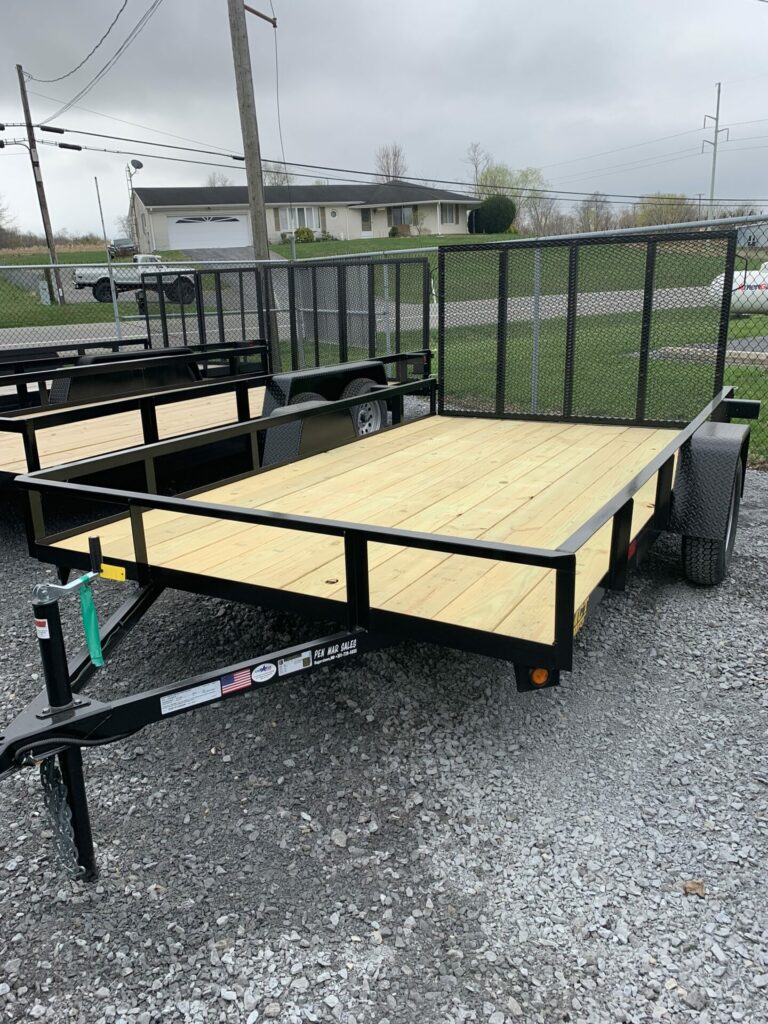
left=710, top=260, right=768, bottom=315
left=73, top=254, right=196, bottom=304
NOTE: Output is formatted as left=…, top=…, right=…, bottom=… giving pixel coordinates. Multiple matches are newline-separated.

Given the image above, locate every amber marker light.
left=530, top=667, right=550, bottom=686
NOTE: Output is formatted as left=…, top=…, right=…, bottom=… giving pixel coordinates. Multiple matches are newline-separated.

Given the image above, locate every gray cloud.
left=1, top=0, right=766, bottom=235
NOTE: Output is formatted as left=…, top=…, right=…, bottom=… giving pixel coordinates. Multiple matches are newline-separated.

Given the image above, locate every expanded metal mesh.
left=438, top=230, right=736, bottom=427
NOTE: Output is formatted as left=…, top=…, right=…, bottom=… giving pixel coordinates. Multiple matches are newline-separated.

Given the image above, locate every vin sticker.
left=34, top=618, right=50, bottom=640
left=160, top=679, right=222, bottom=716
left=313, top=637, right=358, bottom=667
left=278, top=650, right=313, bottom=677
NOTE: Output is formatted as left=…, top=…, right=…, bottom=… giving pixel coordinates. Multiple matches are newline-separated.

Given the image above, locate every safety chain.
left=39, top=758, right=86, bottom=880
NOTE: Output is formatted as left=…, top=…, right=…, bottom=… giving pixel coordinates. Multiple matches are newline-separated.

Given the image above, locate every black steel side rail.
left=0, top=337, right=151, bottom=370
left=560, top=387, right=734, bottom=555
left=0, top=342, right=269, bottom=392
left=0, top=350, right=432, bottom=476
left=19, top=373, right=437, bottom=485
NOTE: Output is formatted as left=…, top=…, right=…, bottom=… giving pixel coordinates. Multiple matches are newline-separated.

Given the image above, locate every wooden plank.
left=50, top=418, right=681, bottom=647
left=1, top=387, right=267, bottom=473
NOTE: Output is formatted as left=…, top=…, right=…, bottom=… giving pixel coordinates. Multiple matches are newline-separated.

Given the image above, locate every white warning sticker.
left=277, top=650, right=313, bottom=677
left=160, top=679, right=222, bottom=716
left=34, top=618, right=50, bottom=640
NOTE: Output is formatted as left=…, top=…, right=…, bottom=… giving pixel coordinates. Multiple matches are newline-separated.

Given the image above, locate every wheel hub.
left=356, top=401, right=381, bottom=435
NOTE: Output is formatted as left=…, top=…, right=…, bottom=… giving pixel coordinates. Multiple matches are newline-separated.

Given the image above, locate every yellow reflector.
left=530, top=667, right=550, bottom=687
left=100, top=562, right=126, bottom=582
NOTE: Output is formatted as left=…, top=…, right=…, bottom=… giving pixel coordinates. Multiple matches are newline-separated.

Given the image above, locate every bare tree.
left=375, top=142, right=407, bottom=182
left=477, top=161, right=516, bottom=198
left=0, top=194, right=17, bottom=248
left=635, top=193, right=697, bottom=226
left=263, top=162, right=295, bottom=186
left=465, top=143, right=490, bottom=194
left=115, top=213, right=133, bottom=237
left=205, top=171, right=233, bottom=187
left=576, top=193, right=613, bottom=234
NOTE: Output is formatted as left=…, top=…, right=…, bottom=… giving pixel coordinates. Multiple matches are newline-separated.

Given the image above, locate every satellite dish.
left=130, top=159, right=143, bottom=170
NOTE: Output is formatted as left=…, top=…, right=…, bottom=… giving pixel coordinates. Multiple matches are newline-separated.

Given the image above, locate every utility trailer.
left=0, top=340, right=268, bottom=413
left=0, top=226, right=761, bottom=880
left=0, top=361, right=758, bottom=879
left=0, top=345, right=429, bottom=483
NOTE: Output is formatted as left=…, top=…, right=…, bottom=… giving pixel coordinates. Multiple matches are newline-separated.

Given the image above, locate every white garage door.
left=167, top=215, right=249, bottom=249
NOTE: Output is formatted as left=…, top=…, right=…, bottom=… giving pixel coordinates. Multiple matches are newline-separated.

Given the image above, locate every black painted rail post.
left=31, top=593, right=98, bottom=881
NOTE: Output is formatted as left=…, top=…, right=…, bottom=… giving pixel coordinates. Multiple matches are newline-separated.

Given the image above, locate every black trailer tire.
left=92, top=279, right=113, bottom=303
left=682, top=458, right=742, bottom=585
left=165, top=277, right=195, bottom=304
left=271, top=390, right=328, bottom=413
left=341, top=377, right=387, bottom=436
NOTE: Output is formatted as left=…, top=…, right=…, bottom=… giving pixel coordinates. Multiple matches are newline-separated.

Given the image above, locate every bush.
left=388, top=226, right=399, bottom=238
left=476, top=195, right=516, bottom=234
left=294, top=227, right=315, bottom=243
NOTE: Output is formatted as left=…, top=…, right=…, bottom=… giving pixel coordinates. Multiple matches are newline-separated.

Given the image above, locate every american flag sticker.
left=220, top=667, right=252, bottom=696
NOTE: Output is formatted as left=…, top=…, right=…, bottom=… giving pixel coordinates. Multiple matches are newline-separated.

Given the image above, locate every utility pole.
left=16, top=64, right=64, bottom=303
left=703, top=82, right=729, bottom=219
left=226, top=0, right=280, bottom=368
left=226, top=0, right=271, bottom=262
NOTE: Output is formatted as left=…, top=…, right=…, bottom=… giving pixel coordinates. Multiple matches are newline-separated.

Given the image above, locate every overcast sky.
left=2, top=0, right=767, bottom=236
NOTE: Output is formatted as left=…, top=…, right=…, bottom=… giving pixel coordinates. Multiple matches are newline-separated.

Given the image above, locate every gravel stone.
left=0, top=474, right=766, bottom=1024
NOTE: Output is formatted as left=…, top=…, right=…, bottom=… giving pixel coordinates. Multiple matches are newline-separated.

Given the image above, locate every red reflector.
left=628, top=540, right=638, bottom=559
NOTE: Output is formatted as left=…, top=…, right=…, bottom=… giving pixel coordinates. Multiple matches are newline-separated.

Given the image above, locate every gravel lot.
left=0, top=473, right=766, bottom=1024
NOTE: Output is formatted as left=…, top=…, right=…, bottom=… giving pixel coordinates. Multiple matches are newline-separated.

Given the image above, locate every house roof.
left=133, top=182, right=477, bottom=208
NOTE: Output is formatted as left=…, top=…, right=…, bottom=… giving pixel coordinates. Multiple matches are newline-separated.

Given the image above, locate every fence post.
left=531, top=246, right=541, bottom=414
left=495, top=249, right=509, bottom=415
left=715, top=232, right=737, bottom=395
left=337, top=263, right=348, bottom=363
left=563, top=244, right=579, bottom=417
left=635, top=240, right=657, bottom=422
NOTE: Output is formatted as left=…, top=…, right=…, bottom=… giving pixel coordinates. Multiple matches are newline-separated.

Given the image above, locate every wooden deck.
left=0, top=387, right=265, bottom=475
left=52, top=417, right=679, bottom=645
left=54, top=417, right=679, bottom=643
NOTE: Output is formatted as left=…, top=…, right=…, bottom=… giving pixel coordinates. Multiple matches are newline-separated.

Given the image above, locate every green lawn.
left=271, top=233, right=517, bottom=260
left=0, top=249, right=186, bottom=266
left=434, top=308, right=768, bottom=462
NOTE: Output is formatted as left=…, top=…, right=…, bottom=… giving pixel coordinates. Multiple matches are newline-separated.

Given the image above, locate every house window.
left=387, top=206, right=415, bottom=227
left=441, top=204, right=458, bottom=225
left=278, top=206, right=320, bottom=231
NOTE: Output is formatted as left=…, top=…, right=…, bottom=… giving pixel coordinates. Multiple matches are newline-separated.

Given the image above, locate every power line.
left=539, top=126, right=708, bottom=171
left=37, top=123, right=244, bottom=161
left=25, top=1, right=129, bottom=84
left=33, top=138, right=768, bottom=206
left=28, top=90, right=237, bottom=152
left=40, top=0, right=166, bottom=125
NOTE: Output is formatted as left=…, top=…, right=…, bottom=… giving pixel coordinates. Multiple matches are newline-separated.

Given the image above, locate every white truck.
left=710, top=261, right=768, bottom=315
left=73, top=254, right=196, bottom=304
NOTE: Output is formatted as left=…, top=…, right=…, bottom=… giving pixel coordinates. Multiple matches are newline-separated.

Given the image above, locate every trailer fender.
left=262, top=360, right=389, bottom=466
left=669, top=421, right=750, bottom=540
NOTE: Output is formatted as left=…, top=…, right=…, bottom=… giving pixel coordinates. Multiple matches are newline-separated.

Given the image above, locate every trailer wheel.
left=341, top=377, right=386, bottom=436
left=682, top=458, right=742, bottom=585
left=165, top=277, right=195, bottom=304
left=271, top=390, right=328, bottom=413
left=92, top=279, right=113, bottom=303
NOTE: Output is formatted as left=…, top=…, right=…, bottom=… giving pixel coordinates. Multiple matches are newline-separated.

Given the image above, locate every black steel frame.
left=437, top=227, right=738, bottom=424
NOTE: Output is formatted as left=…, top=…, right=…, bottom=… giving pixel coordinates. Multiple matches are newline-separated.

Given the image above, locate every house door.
left=360, top=208, right=373, bottom=237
